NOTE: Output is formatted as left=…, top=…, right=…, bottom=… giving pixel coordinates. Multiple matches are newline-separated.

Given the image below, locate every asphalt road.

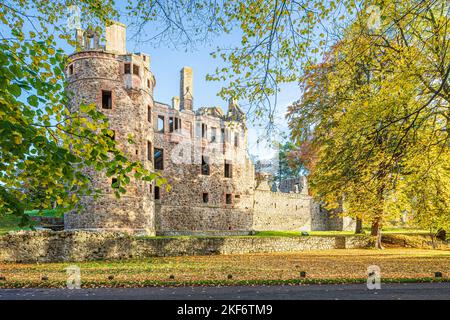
left=0, top=282, right=450, bottom=300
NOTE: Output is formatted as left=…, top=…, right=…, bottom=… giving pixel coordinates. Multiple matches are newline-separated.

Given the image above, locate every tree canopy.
left=0, top=0, right=448, bottom=238
left=287, top=0, right=450, bottom=247
left=0, top=1, right=165, bottom=225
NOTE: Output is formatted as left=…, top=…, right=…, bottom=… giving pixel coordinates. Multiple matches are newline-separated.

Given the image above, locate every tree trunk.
left=355, top=218, right=363, bottom=234
left=371, top=218, right=384, bottom=249
left=431, top=234, right=436, bottom=250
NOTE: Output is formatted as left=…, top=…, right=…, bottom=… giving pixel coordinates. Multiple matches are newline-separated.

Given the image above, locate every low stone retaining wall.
left=0, top=231, right=374, bottom=263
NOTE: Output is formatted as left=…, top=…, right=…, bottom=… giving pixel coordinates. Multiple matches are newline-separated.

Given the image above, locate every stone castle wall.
left=252, top=190, right=313, bottom=231
left=152, top=99, right=255, bottom=235
left=310, top=202, right=356, bottom=232
left=0, top=231, right=374, bottom=263
left=155, top=205, right=253, bottom=235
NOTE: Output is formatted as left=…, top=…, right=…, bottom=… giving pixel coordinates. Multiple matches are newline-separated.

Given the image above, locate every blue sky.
left=125, top=29, right=300, bottom=159
left=8, top=4, right=303, bottom=160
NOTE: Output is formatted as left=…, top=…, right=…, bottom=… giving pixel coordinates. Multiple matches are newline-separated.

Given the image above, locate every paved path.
left=0, top=283, right=450, bottom=300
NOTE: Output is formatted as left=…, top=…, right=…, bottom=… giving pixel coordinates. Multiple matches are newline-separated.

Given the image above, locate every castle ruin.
left=64, top=22, right=354, bottom=236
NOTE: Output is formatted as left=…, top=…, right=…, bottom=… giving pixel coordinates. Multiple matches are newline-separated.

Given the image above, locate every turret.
left=64, top=22, right=155, bottom=235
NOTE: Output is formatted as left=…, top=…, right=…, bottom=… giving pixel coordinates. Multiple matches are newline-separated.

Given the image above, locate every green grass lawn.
left=254, top=230, right=358, bottom=237
left=0, top=215, right=31, bottom=235
left=253, top=228, right=432, bottom=237
left=381, top=227, right=431, bottom=234
left=0, top=209, right=61, bottom=235
left=23, top=209, right=61, bottom=217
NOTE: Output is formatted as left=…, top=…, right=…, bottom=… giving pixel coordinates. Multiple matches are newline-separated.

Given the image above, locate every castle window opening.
left=234, top=134, right=239, bottom=147
left=235, top=194, right=240, bottom=198
left=124, top=63, right=131, bottom=74
left=201, top=156, right=210, bottom=175
left=147, top=105, right=151, bottom=123
left=210, top=127, right=217, bottom=143
left=169, top=117, right=174, bottom=133
left=147, top=79, right=151, bottom=88
left=186, top=121, right=193, bottom=138
left=87, top=36, right=95, bottom=49
left=225, top=129, right=231, bottom=143
left=149, top=184, right=152, bottom=193
left=133, top=64, right=140, bottom=76
left=202, top=193, right=209, bottom=203
left=226, top=193, right=232, bottom=205
left=154, top=186, right=160, bottom=200
left=101, top=90, right=112, bottom=109
left=68, top=64, right=74, bottom=75
left=147, top=141, right=152, bottom=161
left=224, top=161, right=232, bottom=178
left=201, top=123, right=207, bottom=139
left=154, top=148, right=164, bottom=170
left=221, top=128, right=225, bottom=143
left=170, top=117, right=181, bottom=133
left=157, top=115, right=165, bottom=133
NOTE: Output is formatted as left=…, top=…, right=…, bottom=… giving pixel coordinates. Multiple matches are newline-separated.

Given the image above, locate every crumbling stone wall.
left=252, top=177, right=355, bottom=232
left=0, top=231, right=373, bottom=263
left=152, top=96, right=255, bottom=235
left=253, top=190, right=313, bottom=231
left=310, top=202, right=356, bottom=231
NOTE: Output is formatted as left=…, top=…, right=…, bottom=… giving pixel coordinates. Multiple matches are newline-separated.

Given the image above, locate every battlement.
left=74, top=21, right=126, bottom=54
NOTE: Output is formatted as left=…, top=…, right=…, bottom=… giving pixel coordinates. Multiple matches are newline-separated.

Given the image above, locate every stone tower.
left=180, top=66, right=193, bottom=111
left=64, top=22, right=156, bottom=235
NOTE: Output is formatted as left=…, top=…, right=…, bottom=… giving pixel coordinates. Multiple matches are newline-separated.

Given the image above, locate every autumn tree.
left=0, top=0, right=357, bottom=223
left=0, top=1, right=165, bottom=225
left=2, top=0, right=448, bottom=235
left=288, top=0, right=450, bottom=248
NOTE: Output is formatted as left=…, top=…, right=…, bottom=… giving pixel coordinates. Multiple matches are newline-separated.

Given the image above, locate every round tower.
left=64, top=22, right=155, bottom=235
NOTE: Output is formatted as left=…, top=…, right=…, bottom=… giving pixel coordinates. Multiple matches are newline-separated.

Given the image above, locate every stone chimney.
left=172, top=96, right=180, bottom=110
left=227, top=98, right=245, bottom=122
left=105, top=21, right=126, bottom=55
left=75, top=28, right=84, bottom=48
left=301, top=176, right=309, bottom=195
left=180, top=67, right=193, bottom=111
